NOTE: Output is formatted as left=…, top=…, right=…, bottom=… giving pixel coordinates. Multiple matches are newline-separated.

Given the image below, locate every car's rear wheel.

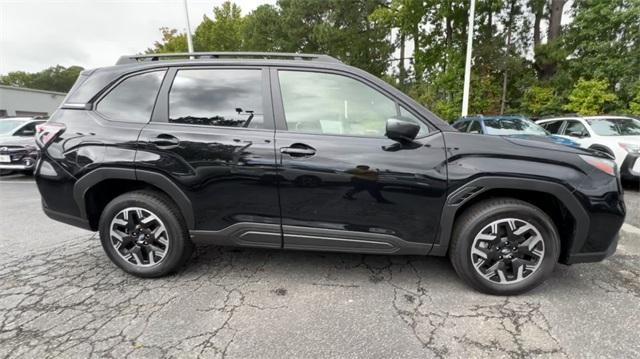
left=449, top=198, right=560, bottom=295
left=99, top=190, right=193, bottom=277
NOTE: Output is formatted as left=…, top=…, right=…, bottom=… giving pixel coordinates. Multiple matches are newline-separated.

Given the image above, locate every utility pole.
left=183, top=0, right=194, bottom=54
left=461, top=0, right=476, bottom=117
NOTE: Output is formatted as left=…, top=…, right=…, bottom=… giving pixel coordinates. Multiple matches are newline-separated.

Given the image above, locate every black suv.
left=35, top=52, right=625, bottom=295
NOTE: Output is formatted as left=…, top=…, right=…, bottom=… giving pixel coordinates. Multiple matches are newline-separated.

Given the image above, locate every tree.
left=0, top=65, right=84, bottom=92
left=146, top=27, right=188, bottom=53
left=564, top=79, right=618, bottom=115
left=194, top=1, right=244, bottom=51
left=242, top=5, right=283, bottom=52
left=521, top=85, right=563, bottom=117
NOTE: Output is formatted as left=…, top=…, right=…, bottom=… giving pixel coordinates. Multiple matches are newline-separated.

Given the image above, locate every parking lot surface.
left=1, top=174, right=639, bottom=358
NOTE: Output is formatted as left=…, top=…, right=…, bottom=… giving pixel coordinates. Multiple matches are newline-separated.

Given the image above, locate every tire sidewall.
left=455, top=203, right=560, bottom=295
left=99, top=194, right=187, bottom=277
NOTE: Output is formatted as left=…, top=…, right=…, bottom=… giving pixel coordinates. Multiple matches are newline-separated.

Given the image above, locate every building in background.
left=0, top=85, right=66, bottom=118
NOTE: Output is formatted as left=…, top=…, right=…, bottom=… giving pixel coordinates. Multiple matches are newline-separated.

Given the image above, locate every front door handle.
left=281, top=145, right=316, bottom=157
left=151, top=134, right=180, bottom=149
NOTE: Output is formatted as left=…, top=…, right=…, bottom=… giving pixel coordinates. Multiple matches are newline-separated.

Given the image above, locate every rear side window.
left=169, top=69, right=264, bottom=128
left=541, top=121, right=563, bottom=134
left=96, top=71, right=165, bottom=123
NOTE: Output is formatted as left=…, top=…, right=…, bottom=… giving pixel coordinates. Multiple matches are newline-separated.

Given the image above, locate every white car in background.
left=536, top=115, right=640, bottom=181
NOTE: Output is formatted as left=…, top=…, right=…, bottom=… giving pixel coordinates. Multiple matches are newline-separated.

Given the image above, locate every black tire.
left=98, top=190, right=194, bottom=278
left=449, top=198, right=560, bottom=295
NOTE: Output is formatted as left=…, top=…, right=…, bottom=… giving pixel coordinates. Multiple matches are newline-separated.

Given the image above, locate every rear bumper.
left=564, top=232, right=619, bottom=264
left=42, top=203, right=93, bottom=231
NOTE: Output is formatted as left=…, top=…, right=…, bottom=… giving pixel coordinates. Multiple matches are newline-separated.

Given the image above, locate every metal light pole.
left=183, top=0, right=194, bottom=54
left=461, top=0, right=476, bottom=117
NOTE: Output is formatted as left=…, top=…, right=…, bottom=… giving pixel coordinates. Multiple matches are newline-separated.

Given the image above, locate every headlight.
left=579, top=155, right=616, bottom=176
left=619, top=142, right=640, bottom=154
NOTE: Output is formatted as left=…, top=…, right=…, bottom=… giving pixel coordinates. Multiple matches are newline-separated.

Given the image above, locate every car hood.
left=0, top=136, right=36, bottom=148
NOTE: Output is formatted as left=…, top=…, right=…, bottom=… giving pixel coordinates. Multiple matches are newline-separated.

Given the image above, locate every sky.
left=0, top=0, right=275, bottom=74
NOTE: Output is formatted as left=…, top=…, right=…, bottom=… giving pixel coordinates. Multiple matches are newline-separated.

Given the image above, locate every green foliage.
left=0, top=65, right=84, bottom=92
left=194, top=1, right=244, bottom=51
left=564, top=79, right=618, bottom=116
left=629, top=84, right=640, bottom=116
left=146, top=27, right=187, bottom=53
left=521, top=86, right=563, bottom=117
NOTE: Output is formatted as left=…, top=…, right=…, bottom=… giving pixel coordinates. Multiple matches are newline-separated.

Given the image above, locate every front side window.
left=169, top=69, right=264, bottom=128
left=279, top=71, right=415, bottom=137
left=453, top=121, right=469, bottom=131
left=97, top=71, right=165, bottom=123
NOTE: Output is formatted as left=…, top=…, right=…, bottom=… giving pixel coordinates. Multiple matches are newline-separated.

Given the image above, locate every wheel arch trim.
left=430, top=176, right=590, bottom=258
left=73, top=167, right=195, bottom=229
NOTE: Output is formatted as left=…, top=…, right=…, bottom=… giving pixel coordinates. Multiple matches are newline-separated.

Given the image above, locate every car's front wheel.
left=98, top=190, right=194, bottom=277
left=449, top=198, right=560, bottom=295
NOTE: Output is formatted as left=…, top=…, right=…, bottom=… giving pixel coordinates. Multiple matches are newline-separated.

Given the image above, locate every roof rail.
left=116, top=52, right=341, bottom=65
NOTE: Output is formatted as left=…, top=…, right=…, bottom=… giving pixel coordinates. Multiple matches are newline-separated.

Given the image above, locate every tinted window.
left=563, top=120, right=589, bottom=137
left=542, top=121, right=563, bottom=134
left=279, top=71, right=400, bottom=137
left=97, top=71, right=165, bottom=123
left=15, top=121, right=41, bottom=136
left=468, top=121, right=482, bottom=133
left=169, top=69, right=264, bottom=128
left=587, top=118, right=640, bottom=136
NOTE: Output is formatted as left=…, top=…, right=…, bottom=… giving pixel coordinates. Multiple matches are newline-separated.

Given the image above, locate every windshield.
left=0, top=120, right=25, bottom=135
left=587, top=118, right=640, bottom=136
left=483, top=118, right=547, bottom=136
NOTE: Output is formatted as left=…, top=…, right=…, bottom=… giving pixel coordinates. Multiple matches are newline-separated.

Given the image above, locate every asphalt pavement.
left=0, top=174, right=639, bottom=358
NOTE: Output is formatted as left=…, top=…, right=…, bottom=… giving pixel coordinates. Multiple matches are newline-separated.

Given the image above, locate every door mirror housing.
left=385, top=117, right=420, bottom=143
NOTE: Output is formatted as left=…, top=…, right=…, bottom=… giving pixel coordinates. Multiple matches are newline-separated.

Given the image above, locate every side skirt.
left=189, top=223, right=431, bottom=255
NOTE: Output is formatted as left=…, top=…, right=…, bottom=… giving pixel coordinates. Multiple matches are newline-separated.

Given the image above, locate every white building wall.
left=0, top=85, right=67, bottom=117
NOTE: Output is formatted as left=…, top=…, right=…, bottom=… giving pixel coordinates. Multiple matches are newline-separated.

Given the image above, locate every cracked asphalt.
left=1, top=174, right=639, bottom=358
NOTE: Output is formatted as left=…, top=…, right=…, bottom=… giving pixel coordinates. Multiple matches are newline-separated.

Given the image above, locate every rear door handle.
left=281, top=145, right=316, bottom=157
left=151, top=134, right=180, bottom=149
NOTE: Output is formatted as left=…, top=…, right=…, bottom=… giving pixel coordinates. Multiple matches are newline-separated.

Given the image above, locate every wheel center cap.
left=501, top=248, right=512, bottom=255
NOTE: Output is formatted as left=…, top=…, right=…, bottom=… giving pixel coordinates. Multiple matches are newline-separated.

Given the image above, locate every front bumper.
left=0, top=163, right=35, bottom=170
left=620, top=153, right=640, bottom=180
left=564, top=233, right=619, bottom=264
left=0, top=148, right=37, bottom=171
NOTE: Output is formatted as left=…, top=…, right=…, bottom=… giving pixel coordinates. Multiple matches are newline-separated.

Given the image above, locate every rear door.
left=136, top=66, right=281, bottom=246
left=271, top=68, right=448, bottom=254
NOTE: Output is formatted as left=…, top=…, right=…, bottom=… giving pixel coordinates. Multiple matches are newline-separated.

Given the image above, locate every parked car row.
left=0, top=117, right=46, bottom=175
left=453, top=114, right=640, bottom=181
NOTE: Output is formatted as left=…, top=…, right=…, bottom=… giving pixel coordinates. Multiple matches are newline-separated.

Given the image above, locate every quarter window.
left=563, top=120, right=589, bottom=138
left=468, top=121, right=482, bottom=134
left=97, top=71, right=165, bottom=123
left=169, top=69, right=264, bottom=128
left=542, top=121, right=563, bottom=134
left=279, top=71, right=421, bottom=137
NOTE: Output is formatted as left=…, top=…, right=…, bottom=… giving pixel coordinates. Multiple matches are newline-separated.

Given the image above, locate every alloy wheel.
left=470, top=218, right=545, bottom=284
left=109, top=207, right=169, bottom=267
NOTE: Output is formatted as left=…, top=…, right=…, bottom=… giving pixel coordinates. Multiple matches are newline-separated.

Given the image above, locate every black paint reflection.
left=343, top=165, right=393, bottom=204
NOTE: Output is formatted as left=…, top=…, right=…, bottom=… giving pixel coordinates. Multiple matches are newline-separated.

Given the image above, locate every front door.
left=271, top=68, right=448, bottom=254
left=136, top=66, right=281, bottom=247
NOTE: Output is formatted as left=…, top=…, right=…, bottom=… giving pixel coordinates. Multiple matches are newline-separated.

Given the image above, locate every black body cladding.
left=35, top=55, right=625, bottom=269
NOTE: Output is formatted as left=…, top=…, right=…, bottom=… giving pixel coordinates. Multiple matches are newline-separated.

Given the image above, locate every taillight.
left=579, top=155, right=616, bottom=176
left=35, top=122, right=66, bottom=148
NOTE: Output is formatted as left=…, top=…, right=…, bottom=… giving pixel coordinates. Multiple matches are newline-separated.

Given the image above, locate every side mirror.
left=385, top=117, right=420, bottom=143
left=568, top=131, right=585, bottom=138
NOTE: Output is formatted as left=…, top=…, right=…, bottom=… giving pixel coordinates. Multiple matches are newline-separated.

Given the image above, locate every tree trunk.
left=399, top=32, right=406, bottom=87
left=413, top=27, right=422, bottom=81
left=548, top=0, right=566, bottom=42
left=532, top=1, right=542, bottom=46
